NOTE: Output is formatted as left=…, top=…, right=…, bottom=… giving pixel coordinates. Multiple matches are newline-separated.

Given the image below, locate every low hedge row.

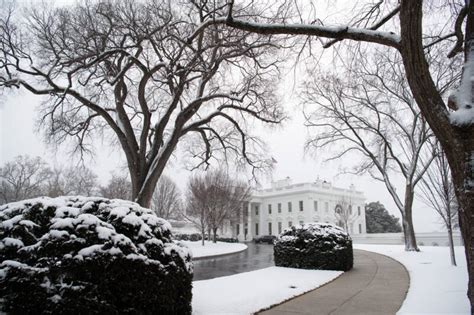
left=174, top=233, right=238, bottom=243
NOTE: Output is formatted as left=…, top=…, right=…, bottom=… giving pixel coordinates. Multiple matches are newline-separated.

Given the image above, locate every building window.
left=278, top=203, right=282, bottom=213
left=278, top=222, right=282, bottom=234
left=325, top=202, right=329, bottom=213
left=299, top=220, right=304, bottom=225
left=358, top=206, right=361, bottom=216
left=255, top=223, right=259, bottom=236
left=255, top=205, right=259, bottom=216
left=288, top=202, right=292, bottom=212
left=268, top=204, right=272, bottom=214
left=299, top=200, right=304, bottom=211
left=268, top=222, right=272, bottom=235
left=314, top=201, right=318, bottom=211
left=288, top=221, right=293, bottom=227
left=236, top=224, right=240, bottom=235
left=359, top=224, right=362, bottom=234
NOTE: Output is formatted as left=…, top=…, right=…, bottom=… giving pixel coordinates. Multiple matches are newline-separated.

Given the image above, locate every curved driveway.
left=193, top=242, right=274, bottom=281
left=260, top=249, right=409, bottom=315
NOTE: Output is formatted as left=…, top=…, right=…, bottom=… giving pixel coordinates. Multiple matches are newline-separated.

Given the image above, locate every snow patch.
left=192, top=267, right=342, bottom=314
left=354, top=244, right=469, bottom=314
left=181, top=241, right=247, bottom=258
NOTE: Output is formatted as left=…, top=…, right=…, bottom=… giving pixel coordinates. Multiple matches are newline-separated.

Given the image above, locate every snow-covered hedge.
left=0, top=196, right=193, bottom=314
left=274, top=223, right=353, bottom=271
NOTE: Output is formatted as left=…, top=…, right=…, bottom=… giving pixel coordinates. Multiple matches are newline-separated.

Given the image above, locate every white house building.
left=235, top=178, right=367, bottom=242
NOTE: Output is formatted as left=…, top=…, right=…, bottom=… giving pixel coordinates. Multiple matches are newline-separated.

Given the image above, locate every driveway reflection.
left=193, top=243, right=274, bottom=281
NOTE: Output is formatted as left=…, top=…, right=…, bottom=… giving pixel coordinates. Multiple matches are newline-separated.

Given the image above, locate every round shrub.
left=274, top=223, right=353, bottom=271
left=0, top=196, right=193, bottom=314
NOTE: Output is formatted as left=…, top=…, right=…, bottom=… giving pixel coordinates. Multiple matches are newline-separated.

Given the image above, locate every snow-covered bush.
left=0, top=196, right=193, bottom=314
left=174, top=233, right=203, bottom=242
left=274, top=223, right=353, bottom=271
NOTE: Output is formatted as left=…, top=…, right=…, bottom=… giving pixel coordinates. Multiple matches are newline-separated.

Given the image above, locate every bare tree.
left=334, top=196, right=358, bottom=235
left=219, top=1, right=474, bottom=307
left=45, top=167, right=67, bottom=198
left=0, top=155, right=51, bottom=204
left=45, top=165, right=99, bottom=197
left=0, top=0, right=285, bottom=207
left=206, top=171, right=251, bottom=242
left=151, top=175, right=182, bottom=219
left=99, top=172, right=132, bottom=200
left=418, top=142, right=459, bottom=266
left=64, top=166, right=98, bottom=196
left=303, top=50, right=436, bottom=251
left=185, top=174, right=210, bottom=246
left=185, top=170, right=250, bottom=244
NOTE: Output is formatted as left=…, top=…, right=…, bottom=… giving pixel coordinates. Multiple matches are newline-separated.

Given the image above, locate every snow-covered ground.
left=354, top=244, right=469, bottom=314
left=180, top=241, right=247, bottom=259
left=192, top=266, right=342, bottom=314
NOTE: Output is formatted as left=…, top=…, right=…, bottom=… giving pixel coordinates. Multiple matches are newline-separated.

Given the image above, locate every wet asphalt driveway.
left=192, top=242, right=274, bottom=281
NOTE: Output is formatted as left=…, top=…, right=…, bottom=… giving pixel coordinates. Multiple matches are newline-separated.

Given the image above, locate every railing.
left=253, top=182, right=364, bottom=197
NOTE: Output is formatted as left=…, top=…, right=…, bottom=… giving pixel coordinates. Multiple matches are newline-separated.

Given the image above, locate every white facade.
left=236, top=178, right=366, bottom=242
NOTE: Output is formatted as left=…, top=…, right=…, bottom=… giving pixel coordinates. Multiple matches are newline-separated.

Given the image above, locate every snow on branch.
left=220, top=13, right=401, bottom=49
left=451, top=47, right=474, bottom=127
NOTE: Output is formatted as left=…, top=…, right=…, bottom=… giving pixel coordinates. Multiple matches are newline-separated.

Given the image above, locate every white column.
left=247, top=202, right=253, bottom=241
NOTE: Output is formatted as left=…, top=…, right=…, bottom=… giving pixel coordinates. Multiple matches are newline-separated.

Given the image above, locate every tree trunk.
left=134, top=170, right=160, bottom=208
left=201, top=227, right=205, bottom=246
left=213, top=228, right=218, bottom=243
left=458, top=189, right=474, bottom=310
left=403, top=186, right=419, bottom=251
left=131, top=137, right=181, bottom=208
left=448, top=225, right=457, bottom=266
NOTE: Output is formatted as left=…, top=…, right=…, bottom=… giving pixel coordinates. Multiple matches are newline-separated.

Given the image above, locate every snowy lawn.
left=181, top=241, right=247, bottom=259
left=192, top=266, right=342, bottom=314
left=355, top=244, right=469, bottom=314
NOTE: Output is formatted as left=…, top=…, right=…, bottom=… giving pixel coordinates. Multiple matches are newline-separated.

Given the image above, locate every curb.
left=193, top=245, right=248, bottom=261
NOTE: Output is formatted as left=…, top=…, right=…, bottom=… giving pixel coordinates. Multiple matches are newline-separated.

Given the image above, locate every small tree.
left=100, top=173, right=132, bottom=200
left=418, top=143, right=459, bottom=266
left=46, top=166, right=98, bottom=197
left=151, top=175, right=182, bottom=220
left=185, top=170, right=250, bottom=244
left=45, top=167, right=66, bottom=197
left=206, top=172, right=251, bottom=243
left=185, top=175, right=210, bottom=246
left=365, top=202, right=402, bottom=234
left=333, top=197, right=358, bottom=235
left=0, top=155, right=51, bottom=204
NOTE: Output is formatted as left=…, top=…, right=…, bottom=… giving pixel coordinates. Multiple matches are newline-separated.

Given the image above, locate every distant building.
left=235, top=178, right=367, bottom=242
